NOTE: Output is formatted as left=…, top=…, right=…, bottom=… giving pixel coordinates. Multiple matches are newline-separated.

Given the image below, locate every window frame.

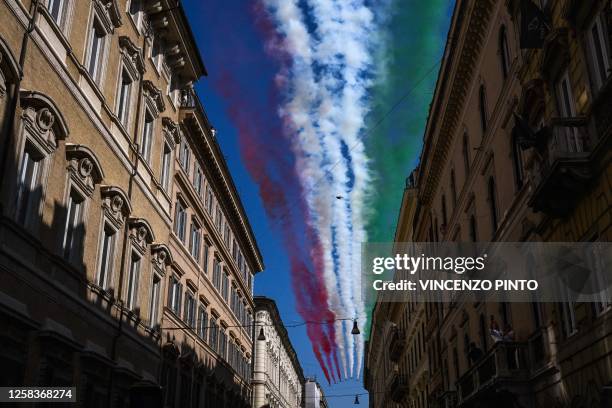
left=85, top=15, right=109, bottom=85
left=62, top=188, right=86, bottom=262
left=126, top=250, right=141, bottom=311
left=96, top=221, right=118, bottom=290
left=116, top=67, right=134, bottom=128
left=160, top=141, right=173, bottom=191
left=585, top=13, right=611, bottom=94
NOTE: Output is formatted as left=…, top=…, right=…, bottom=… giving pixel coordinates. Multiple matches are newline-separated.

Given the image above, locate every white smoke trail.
left=261, top=0, right=382, bottom=379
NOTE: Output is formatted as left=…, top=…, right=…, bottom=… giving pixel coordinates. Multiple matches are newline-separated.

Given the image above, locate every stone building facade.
left=0, top=0, right=263, bottom=407
left=253, top=296, right=305, bottom=408
left=365, top=0, right=612, bottom=407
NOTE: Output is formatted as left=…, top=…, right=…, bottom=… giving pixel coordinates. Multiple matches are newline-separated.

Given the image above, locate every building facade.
left=0, top=0, right=263, bottom=407
left=252, top=296, right=305, bottom=408
left=304, top=379, right=328, bottom=408
left=365, top=0, right=612, bottom=407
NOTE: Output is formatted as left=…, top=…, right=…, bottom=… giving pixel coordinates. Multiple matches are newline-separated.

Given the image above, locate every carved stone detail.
left=162, top=117, right=181, bottom=146
left=143, top=80, right=166, bottom=116
left=65, top=144, right=104, bottom=197
left=101, top=186, right=131, bottom=228
left=128, top=218, right=155, bottom=254
left=119, top=36, right=145, bottom=77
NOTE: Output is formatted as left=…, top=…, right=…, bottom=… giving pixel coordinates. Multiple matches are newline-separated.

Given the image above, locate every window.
left=462, top=133, right=470, bottom=176
left=174, top=200, right=187, bottom=242
left=193, top=165, right=203, bottom=196
left=586, top=13, right=610, bottom=93
left=499, top=26, right=511, bottom=78
left=86, top=18, right=107, bottom=84
left=488, top=177, right=498, bottom=235
left=160, top=142, right=172, bottom=191
left=140, top=111, right=154, bottom=162
left=203, top=243, right=209, bottom=273
left=47, top=0, right=67, bottom=27
left=184, top=291, right=196, bottom=327
left=219, top=329, right=227, bottom=359
left=209, top=318, right=218, bottom=352
left=222, top=271, right=229, bottom=302
left=559, top=299, right=577, bottom=338
left=97, top=224, right=116, bottom=289
left=15, top=145, right=43, bottom=226
left=117, top=69, right=133, bottom=127
left=197, top=305, right=208, bottom=340
left=151, top=35, right=164, bottom=72
left=206, top=186, right=213, bottom=213
left=469, top=215, right=477, bottom=242
left=63, top=189, right=84, bottom=261
left=224, top=224, right=230, bottom=246
left=126, top=252, right=141, bottom=310
left=179, top=139, right=190, bottom=171
left=556, top=70, right=582, bottom=152
left=479, top=85, right=487, bottom=135
left=168, top=275, right=182, bottom=316
left=215, top=208, right=222, bottom=230
left=128, top=0, right=143, bottom=29
left=213, top=258, right=221, bottom=292
left=189, top=221, right=201, bottom=261
left=149, top=274, right=161, bottom=327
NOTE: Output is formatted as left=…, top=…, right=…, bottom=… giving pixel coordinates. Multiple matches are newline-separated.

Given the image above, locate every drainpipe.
left=0, top=0, right=40, bottom=215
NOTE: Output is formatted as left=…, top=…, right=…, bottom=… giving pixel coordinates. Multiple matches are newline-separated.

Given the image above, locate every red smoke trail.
left=204, top=0, right=342, bottom=381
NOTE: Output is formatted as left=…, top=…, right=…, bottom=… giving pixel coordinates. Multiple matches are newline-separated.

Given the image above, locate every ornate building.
left=304, top=378, right=328, bottom=408
left=253, top=296, right=305, bottom=408
left=365, top=0, right=612, bottom=407
left=0, top=0, right=263, bottom=407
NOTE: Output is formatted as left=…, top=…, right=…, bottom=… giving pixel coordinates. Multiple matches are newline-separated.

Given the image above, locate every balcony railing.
left=388, top=326, right=406, bottom=362
left=457, top=341, right=528, bottom=403
left=529, top=117, right=595, bottom=216
left=439, top=390, right=457, bottom=408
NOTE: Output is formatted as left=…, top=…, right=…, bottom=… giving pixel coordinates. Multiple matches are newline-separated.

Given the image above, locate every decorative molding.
left=20, top=90, right=70, bottom=153
left=65, top=144, right=104, bottom=197
left=100, top=185, right=131, bottom=228
left=162, top=117, right=181, bottom=146
left=151, top=243, right=173, bottom=269
left=143, top=80, right=165, bottom=116
left=127, top=217, right=155, bottom=254
left=119, top=36, right=145, bottom=77
left=93, top=0, right=122, bottom=33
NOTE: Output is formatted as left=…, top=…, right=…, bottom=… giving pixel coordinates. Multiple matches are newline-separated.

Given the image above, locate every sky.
left=182, top=1, right=453, bottom=406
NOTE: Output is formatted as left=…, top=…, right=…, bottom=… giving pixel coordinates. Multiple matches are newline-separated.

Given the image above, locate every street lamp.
left=354, top=394, right=360, bottom=404
left=258, top=327, right=266, bottom=341
left=351, top=320, right=360, bottom=335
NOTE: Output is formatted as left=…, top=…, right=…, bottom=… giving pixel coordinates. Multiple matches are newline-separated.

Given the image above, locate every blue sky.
left=182, top=1, right=453, bottom=406
left=182, top=1, right=368, bottom=405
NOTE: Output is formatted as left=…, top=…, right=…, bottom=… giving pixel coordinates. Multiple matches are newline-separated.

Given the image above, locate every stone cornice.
left=418, top=0, right=496, bottom=211
left=181, top=109, right=264, bottom=273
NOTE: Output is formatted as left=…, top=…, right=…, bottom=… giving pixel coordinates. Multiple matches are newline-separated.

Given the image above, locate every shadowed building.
left=252, top=296, right=305, bottom=408
left=0, top=0, right=263, bottom=407
left=365, top=0, right=612, bottom=407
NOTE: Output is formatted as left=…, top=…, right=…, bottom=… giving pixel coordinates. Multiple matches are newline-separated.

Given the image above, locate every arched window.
left=469, top=215, right=477, bottom=242
left=462, top=133, right=470, bottom=176
left=479, top=85, right=488, bottom=135
left=499, top=26, right=511, bottom=78
left=488, top=177, right=498, bottom=234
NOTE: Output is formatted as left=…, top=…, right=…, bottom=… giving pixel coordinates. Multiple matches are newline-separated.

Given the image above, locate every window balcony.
left=456, top=341, right=530, bottom=406
left=529, top=117, right=595, bottom=217
left=439, top=390, right=457, bottom=408
left=388, top=326, right=406, bottom=362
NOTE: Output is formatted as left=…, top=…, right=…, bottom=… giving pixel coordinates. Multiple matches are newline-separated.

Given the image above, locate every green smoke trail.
left=363, top=1, right=454, bottom=332
left=366, top=1, right=454, bottom=242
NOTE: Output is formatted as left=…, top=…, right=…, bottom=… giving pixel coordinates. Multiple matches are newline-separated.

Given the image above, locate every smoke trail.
left=253, top=0, right=386, bottom=379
